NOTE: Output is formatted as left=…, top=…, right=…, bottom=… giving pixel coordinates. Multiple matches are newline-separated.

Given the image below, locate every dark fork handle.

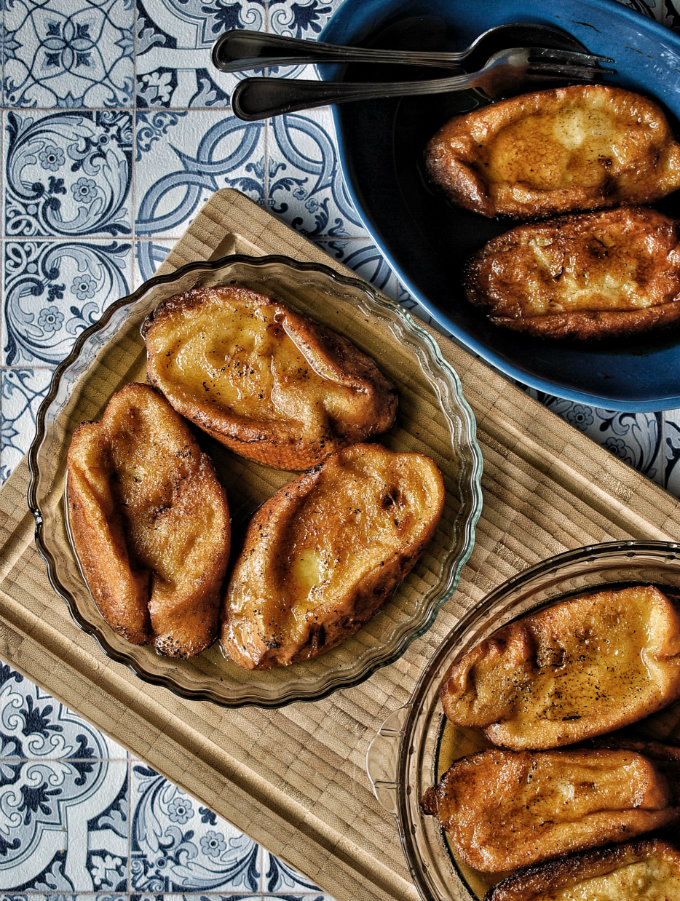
left=212, top=29, right=464, bottom=72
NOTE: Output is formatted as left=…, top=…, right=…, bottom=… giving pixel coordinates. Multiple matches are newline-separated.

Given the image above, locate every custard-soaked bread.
left=221, top=443, right=444, bottom=669
left=143, top=286, right=398, bottom=471
left=420, top=747, right=680, bottom=873
left=439, top=585, right=680, bottom=749
left=485, top=839, right=680, bottom=901
left=464, top=207, right=680, bottom=340
left=425, top=85, right=680, bottom=218
left=66, top=383, right=230, bottom=658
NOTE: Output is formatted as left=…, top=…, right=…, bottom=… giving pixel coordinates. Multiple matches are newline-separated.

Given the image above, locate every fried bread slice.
left=485, top=839, right=680, bottom=901
left=143, top=286, right=398, bottom=471
left=66, top=383, right=230, bottom=657
left=425, top=85, right=680, bottom=219
left=221, top=443, right=444, bottom=669
left=439, top=585, right=680, bottom=749
left=420, top=747, right=680, bottom=873
left=464, top=207, right=680, bottom=340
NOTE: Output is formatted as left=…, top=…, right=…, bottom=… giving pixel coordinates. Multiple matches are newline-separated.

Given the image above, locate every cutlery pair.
left=212, top=24, right=615, bottom=120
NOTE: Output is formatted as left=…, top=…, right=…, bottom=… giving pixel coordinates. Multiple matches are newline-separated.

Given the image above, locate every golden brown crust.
left=464, top=207, right=680, bottom=340
left=143, top=286, right=398, bottom=471
left=425, top=85, right=680, bottom=219
left=484, top=839, right=680, bottom=901
left=421, top=747, right=680, bottom=873
left=439, top=585, right=680, bottom=750
left=221, top=443, right=444, bottom=669
left=66, top=382, right=231, bottom=658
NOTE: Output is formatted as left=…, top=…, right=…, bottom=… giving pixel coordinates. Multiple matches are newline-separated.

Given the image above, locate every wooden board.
left=2, top=188, right=680, bottom=901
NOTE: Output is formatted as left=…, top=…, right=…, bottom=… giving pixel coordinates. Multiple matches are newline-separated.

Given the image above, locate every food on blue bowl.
left=143, top=285, right=398, bottom=471
left=439, top=584, right=680, bottom=749
left=221, top=442, right=444, bottom=669
left=66, top=382, right=230, bottom=658
left=484, top=838, right=680, bottom=901
left=421, top=745, right=680, bottom=873
left=464, top=207, right=680, bottom=339
left=425, top=85, right=680, bottom=219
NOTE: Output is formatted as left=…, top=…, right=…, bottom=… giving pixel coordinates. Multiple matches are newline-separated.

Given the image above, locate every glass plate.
left=27, top=254, right=483, bottom=708
left=366, top=540, right=680, bottom=901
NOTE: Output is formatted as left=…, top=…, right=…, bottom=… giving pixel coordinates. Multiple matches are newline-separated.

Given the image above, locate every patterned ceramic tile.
left=261, top=851, right=322, bottom=894
left=136, top=0, right=265, bottom=108
left=269, top=0, right=345, bottom=39
left=135, top=110, right=265, bottom=239
left=130, top=763, right=261, bottom=893
left=3, top=0, right=135, bottom=109
left=0, top=663, right=127, bottom=762
left=0, top=719, right=128, bottom=891
left=3, top=241, right=132, bottom=366
left=0, top=369, right=52, bottom=482
left=4, top=110, right=133, bottom=239
left=134, top=239, right=176, bottom=286
left=267, top=111, right=363, bottom=238
left=661, top=412, right=680, bottom=498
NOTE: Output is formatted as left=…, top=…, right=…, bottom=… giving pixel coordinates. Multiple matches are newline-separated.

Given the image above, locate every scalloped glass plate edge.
left=27, top=253, right=483, bottom=708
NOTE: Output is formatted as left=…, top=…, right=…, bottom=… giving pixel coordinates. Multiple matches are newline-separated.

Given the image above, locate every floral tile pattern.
left=5, top=111, right=133, bottom=238
left=3, top=241, right=132, bottom=366
left=1, top=0, right=680, bottom=897
left=4, top=0, right=135, bottom=109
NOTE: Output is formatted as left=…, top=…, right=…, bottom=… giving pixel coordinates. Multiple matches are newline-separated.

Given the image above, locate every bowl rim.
left=321, top=0, right=680, bottom=411
left=27, top=251, right=484, bottom=708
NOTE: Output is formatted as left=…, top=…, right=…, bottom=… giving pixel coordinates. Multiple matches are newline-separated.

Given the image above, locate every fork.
left=230, top=46, right=614, bottom=121
left=212, top=22, right=594, bottom=73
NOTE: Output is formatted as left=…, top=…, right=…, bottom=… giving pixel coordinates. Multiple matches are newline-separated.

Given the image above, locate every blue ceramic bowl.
left=322, top=0, right=680, bottom=411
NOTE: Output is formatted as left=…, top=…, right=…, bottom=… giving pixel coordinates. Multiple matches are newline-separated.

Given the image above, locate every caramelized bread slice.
left=420, top=747, right=680, bottom=873
left=66, top=383, right=230, bottom=657
left=221, top=443, right=444, bottom=669
left=464, top=207, right=680, bottom=340
left=143, top=286, right=398, bottom=471
left=485, top=839, right=680, bottom=901
left=439, top=585, right=680, bottom=749
left=425, top=85, right=680, bottom=219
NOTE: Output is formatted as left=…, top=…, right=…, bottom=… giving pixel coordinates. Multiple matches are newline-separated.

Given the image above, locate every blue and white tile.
left=0, top=752, right=128, bottom=892
left=661, top=413, right=680, bottom=498
left=527, top=391, right=664, bottom=485
left=267, top=111, right=364, bottom=238
left=269, top=0, right=346, bottom=39
left=136, top=0, right=266, bottom=108
left=3, top=0, right=134, bottom=110
left=0, top=369, right=52, bottom=483
left=135, top=110, right=265, bottom=240
left=135, top=239, right=176, bottom=286
left=130, top=763, right=261, bottom=893
left=262, top=850, right=326, bottom=895
left=0, top=664, right=127, bottom=762
left=5, top=110, right=133, bottom=239
left=3, top=241, right=132, bottom=366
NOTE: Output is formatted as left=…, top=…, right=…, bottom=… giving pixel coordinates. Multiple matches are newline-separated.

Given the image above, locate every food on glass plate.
left=221, top=443, right=444, bottom=669
left=484, top=838, right=680, bottom=901
left=66, top=382, right=230, bottom=658
left=464, top=207, right=680, bottom=340
left=425, top=84, right=680, bottom=219
left=143, top=285, right=398, bottom=471
left=420, top=745, right=680, bottom=873
left=439, top=584, right=680, bottom=750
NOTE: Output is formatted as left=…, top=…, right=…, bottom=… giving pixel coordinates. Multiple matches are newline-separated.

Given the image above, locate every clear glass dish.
left=366, top=540, right=680, bottom=901
left=27, top=254, right=483, bottom=708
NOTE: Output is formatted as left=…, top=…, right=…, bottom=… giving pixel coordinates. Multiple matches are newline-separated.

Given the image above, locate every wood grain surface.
left=2, top=189, right=680, bottom=901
